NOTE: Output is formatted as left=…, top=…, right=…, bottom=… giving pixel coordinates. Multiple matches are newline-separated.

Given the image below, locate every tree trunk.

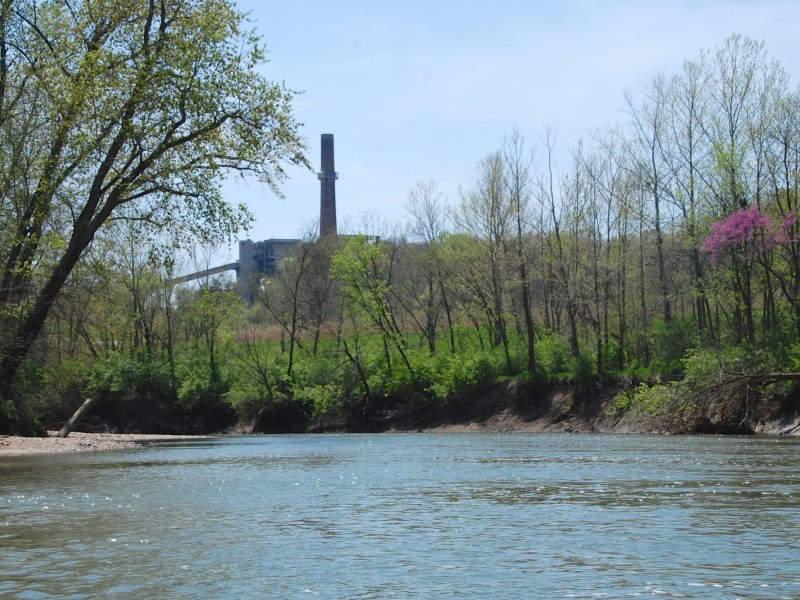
left=58, top=397, right=97, bottom=438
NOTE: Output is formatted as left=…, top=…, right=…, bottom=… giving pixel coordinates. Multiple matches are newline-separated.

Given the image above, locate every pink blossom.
left=702, top=206, right=776, bottom=263
left=776, top=207, right=800, bottom=245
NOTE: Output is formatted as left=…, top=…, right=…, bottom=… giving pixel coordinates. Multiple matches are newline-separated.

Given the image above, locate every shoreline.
left=0, top=431, right=211, bottom=457
left=2, top=416, right=799, bottom=458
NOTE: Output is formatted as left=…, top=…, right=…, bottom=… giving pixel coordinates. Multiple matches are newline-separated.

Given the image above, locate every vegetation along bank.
left=0, top=13, right=799, bottom=438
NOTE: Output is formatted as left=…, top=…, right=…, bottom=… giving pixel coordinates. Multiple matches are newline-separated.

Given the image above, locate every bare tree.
left=404, top=179, right=454, bottom=354
left=503, top=128, right=537, bottom=372
left=457, top=151, right=513, bottom=371
left=625, top=75, right=674, bottom=325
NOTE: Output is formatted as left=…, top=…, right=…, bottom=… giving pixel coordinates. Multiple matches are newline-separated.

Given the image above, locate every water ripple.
left=1, top=433, right=798, bottom=598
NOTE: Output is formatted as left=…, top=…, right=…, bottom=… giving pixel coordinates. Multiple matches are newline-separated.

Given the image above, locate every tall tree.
left=404, top=179, right=453, bottom=354
left=625, top=75, right=674, bottom=325
left=702, top=35, right=785, bottom=343
left=664, top=58, right=713, bottom=336
left=503, top=128, right=537, bottom=372
left=457, top=152, right=513, bottom=371
left=0, top=0, right=306, bottom=429
left=536, top=129, right=581, bottom=358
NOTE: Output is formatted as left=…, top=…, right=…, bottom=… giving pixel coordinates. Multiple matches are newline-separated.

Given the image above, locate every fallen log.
left=58, top=397, right=97, bottom=438
left=724, top=372, right=800, bottom=385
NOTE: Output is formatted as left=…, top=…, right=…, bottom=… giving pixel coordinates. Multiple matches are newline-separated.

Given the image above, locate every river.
left=1, top=433, right=799, bottom=598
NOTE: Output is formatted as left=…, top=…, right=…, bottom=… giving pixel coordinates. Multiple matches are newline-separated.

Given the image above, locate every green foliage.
left=16, top=360, right=91, bottom=424
left=89, top=353, right=178, bottom=429
left=536, top=332, right=572, bottom=375
left=677, top=343, right=790, bottom=394
left=788, top=343, right=800, bottom=372
left=610, top=382, right=678, bottom=417
left=293, top=383, right=344, bottom=421
left=568, top=353, right=595, bottom=382
left=680, top=345, right=748, bottom=389
left=226, top=346, right=291, bottom=422
left=648, top=316, right=696, bottom=375
left=0, top=398, right=46, bottom=436
left=757, top=309, right=800, bottom=367
left=91, top=353, right=174, bottom=400
left=422, top=348, right=504, bottom=402
left=175, top=351, right=229, bottom=411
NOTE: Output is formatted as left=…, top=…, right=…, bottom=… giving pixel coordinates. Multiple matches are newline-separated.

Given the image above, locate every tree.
left=457, top=151, right=513, bottom=371
left=404, top=179, right=453, bottom=354
left=256, top=235, right=315, bottom=377
left=0, top=0, right=306, bottom=431
left=586, top=130, right=632, bottom=369
left=179, top=282, right=243, bottom=407
left=625, top=75, right=674, bottom=325
left=535, top=128, right=581, bottom=358
left=503, top=128, right=537, bottom=373
left=664, top=58, right=713, bottom=336
left=765, top=89, right=800, bottom=333
left=331, top=235, right=415, bottom=384
left=699, top=35, right=788, bottom=344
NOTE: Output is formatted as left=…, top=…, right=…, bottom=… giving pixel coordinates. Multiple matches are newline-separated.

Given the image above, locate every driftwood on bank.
left=58, top=397, right=97, bottom=438
left=735, top=372, right=800, bottom=383
left=682, top=371, right=800, bottom=432
left=688, top=371, right=800, bottom=398
left=717, top=371, right=800, bottom=392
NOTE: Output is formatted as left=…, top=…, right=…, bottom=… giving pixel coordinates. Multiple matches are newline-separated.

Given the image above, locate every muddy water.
left=1, top=433, right=799, bottom=598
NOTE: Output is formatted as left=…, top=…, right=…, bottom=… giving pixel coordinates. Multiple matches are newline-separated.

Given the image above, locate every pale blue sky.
left=225, top=0, right=800, bottom=249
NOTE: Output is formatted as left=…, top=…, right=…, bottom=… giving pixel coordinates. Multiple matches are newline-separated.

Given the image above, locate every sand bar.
left=0, top=431, right=210, bottom=457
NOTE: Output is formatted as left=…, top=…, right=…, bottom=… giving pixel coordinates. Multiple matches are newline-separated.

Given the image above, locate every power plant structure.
left=318, top=133, right=338, bottom=238
left=170, top=134, right=338, bottom=290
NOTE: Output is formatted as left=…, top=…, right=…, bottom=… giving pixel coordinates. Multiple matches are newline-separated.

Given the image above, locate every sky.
left=222, top=0, right=800, bottom=255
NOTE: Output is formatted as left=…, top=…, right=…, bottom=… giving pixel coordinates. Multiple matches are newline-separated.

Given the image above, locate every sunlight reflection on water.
left=1, top=433, right=799, bottom=598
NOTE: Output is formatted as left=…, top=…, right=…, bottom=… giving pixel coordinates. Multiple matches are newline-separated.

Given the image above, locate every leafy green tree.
left=178, top=284, right=243, bottom=414
left=0, top=0, right=306, bottom=431
left=331, top=235, right=415, bottom=383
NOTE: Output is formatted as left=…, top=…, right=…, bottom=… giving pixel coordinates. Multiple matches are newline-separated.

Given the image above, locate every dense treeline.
left=4, top=34, right=800, bottom=434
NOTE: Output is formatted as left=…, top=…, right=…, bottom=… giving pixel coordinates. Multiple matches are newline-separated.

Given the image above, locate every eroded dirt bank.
left=4, top=378, right=799, bottom=453
left=309, top=378, right=800, bottom=437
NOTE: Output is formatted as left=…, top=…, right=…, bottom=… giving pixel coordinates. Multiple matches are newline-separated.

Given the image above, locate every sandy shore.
left=0, top=431, right=210, bottom=457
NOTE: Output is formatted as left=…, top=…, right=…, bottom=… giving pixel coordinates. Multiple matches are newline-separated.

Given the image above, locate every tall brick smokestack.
left=318, top=133, right=338, bottom=238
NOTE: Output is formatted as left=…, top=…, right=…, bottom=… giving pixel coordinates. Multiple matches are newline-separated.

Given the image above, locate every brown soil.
left=332, top=378, right=800, bottom=437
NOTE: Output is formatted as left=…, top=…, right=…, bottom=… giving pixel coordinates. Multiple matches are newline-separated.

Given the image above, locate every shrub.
left=16, top=359, right=92, bottom=428
left=568, top=353, right=595, bottom=381
left=537, top=332, right=571, bottom=375
left=680, top=345, right=750, bottom=392
left=610, top=382, right=678, bottom=417
left=89, top=352, right=179, bottom=430
left=0, top=398, right=46, bottom=436
left=293, top=383, right=344, bottom=421
left=648, top=316, right=696, bottom=375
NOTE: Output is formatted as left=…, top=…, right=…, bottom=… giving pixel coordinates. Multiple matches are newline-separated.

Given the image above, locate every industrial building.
left=171, top=133, right=338, bottom=289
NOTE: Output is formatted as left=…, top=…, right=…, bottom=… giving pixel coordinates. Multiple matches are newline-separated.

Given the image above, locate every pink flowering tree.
left=702, top=206, right=776, bottom=263
left=703, top=205, right=800, bottom=342
left=702, top=206, right=776, bottom=344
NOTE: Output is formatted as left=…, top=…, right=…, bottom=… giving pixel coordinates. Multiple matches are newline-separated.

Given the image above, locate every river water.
left=1, top=433, right=799, bottom=599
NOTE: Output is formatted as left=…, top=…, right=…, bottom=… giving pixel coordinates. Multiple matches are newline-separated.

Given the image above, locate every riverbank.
left=5, top=376, right=800, bottom=447
left=0, top=431, right=209, bottom=457
left=311, top=377, right=800, bottom=437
